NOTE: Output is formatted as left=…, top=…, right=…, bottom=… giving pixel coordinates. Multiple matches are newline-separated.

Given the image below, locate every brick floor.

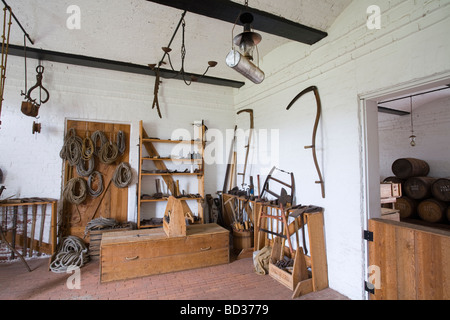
left=0, top=255, right=349, bottom=301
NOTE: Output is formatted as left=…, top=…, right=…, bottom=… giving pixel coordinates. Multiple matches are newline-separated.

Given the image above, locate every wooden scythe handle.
left=286, top=86, right=325, bottom=198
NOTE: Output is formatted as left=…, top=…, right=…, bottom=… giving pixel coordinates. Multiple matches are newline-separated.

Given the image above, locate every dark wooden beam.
left=7, top=44, right=245, bottom=88
left=145, top=0, right=328, bottom=45
left=377, top=106, right=410, bottom=116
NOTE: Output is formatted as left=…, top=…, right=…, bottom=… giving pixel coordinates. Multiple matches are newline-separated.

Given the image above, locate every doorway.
left=359, top=72, right=450, bottom=299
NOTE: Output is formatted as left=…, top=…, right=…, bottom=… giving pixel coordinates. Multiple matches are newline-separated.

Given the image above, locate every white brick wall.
left=0, top=56, right=235, bottom=231
left=234, top=0, right=450, bottom=299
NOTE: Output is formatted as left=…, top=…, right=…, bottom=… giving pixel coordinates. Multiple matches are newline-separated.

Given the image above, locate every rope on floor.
left=50, top=236, right=89, bottom=273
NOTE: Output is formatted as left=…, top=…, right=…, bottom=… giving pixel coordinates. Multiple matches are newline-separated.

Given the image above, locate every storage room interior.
left=0, top=0, right=450, bottom=302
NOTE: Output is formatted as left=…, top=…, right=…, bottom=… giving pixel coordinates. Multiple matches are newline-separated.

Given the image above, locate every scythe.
left=286, top=86, right=325, bottom=198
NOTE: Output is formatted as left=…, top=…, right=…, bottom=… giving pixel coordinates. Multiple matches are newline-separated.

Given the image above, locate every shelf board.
left=141, top=157, right=202, bottom=162
left=141, top=172, right=203, bottom=176
left=140, top=197, right=202, bottom=202
left=142, top=138, right=202, bottom=144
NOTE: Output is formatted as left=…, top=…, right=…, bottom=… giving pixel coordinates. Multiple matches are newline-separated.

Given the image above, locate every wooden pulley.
left=32, top=121, right=41, bottom=134
left=21, top=100, right=39, bottom=117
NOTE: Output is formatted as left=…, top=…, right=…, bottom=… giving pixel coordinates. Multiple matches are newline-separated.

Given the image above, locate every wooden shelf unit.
left=137, top=121, right=205, bottom=229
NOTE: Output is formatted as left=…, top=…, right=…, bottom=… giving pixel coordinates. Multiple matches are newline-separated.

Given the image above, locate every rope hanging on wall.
left=76, top=156, right=94, bottom=177
left=112, top=162, right=132, bottom=188
left=91, top=130, right=108, bottom=157
left=87, top=171, right=103, bottom=198
left=63, top=177, right=87, bottom=205
left=60, top=128, right=83, bottom=166
left=81, top=136, right=94, bottom=160
left=99, top=141, right=119, bottom=164
left=49, top=235, right=89, bottom=273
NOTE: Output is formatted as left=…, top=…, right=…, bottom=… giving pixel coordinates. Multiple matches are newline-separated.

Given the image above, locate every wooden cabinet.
left=137, top=121, right=205, bottom=229
left=100, top=223, right=229, bottom=282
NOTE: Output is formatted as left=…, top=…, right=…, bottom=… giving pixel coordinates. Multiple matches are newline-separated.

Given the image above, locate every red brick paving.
left=0, top=255, right=349, bottom=301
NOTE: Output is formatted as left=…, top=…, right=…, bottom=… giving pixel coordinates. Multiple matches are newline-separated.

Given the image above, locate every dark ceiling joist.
left=7, top=44, right=245, bottom=88
left=145, top=0, right=328, bottom=45
left=377, top=106, right=410, bottom=116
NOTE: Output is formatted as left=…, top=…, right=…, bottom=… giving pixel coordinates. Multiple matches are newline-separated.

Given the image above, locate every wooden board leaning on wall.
left=62, top=120, right=130, bottom=242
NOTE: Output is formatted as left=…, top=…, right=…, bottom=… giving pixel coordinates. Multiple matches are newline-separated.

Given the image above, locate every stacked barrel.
left=384, top=158, right=450, bottom=225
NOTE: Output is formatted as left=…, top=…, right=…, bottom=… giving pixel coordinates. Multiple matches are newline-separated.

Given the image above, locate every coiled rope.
left=112, top=162, right=132, bottom=188
left=50, top=236, right=89, bottom=273
left=81, top=136, right=94, bottom=160
left=99, top=141, right=119, bottom=164
left=117, top=130, right=126, bottom=154
left=60, top=128, right=83, bottom=166
left=63, top=177, right=87, bottom=204
left=76, top=156, right=95, bottom=177
left=87, top=171, right=103, bottom=198
left=91, top=130, right=108, bottom=157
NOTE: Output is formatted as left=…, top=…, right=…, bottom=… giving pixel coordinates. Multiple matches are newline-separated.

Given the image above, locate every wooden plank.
left=64, top=120, right=130, bottom=240
left=305, top=211, right=328, bottom=291
left=144, top=0, right=328, bottom=45
left=369, top=218, right=450, bottom=300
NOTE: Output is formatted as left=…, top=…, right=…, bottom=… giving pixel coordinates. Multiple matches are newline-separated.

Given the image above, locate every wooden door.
left=63, top=120, right=130, bottom=241
left=368, top=218, right=450, bottom=300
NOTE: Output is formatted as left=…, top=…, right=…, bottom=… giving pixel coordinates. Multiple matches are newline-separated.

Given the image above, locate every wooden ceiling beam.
left=145, top=0, right=328, bottom=45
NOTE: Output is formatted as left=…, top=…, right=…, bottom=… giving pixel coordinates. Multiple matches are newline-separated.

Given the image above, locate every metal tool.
left=236, top=109, right=254, bottom=187
left=260, top=166, right=295, bottom=206
left=286, top=85, right=325, bottom=198
left=21, top=63, right=50, bottom=118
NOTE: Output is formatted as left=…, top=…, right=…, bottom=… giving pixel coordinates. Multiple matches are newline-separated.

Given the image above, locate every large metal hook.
left=26, top=64, right=50, bottom=106
left=286, top=85, right=325, bottom=198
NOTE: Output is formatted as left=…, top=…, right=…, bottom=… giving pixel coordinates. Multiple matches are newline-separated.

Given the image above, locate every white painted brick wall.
left=0, top=55, right=235, bottom=237
left=234, top=0, right=450, bottom=300
left=379, top=96, right=450, bottom=179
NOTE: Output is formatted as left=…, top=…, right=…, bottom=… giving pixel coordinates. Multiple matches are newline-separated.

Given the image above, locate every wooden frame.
left=137, top=121, right=205, bottom=228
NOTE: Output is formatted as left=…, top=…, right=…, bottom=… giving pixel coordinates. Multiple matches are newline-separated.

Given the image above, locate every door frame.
left=358, top=71, right=450, bottom=300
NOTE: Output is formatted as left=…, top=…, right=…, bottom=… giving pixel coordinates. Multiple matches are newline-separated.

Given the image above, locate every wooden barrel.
left=431, top=178, right=450, bottom=202
left=404, top=177, right=436, bottom=200
left=391, top=158, right=430, bottom=179
left=394, top=196, right=418, bottom=219
left=418, top=199, right=447, bottom=223
left=233, top=229, right=254, bottom=251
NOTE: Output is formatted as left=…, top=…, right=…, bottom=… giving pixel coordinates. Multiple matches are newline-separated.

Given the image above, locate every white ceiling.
left=7, top=0, right=352, bottom=82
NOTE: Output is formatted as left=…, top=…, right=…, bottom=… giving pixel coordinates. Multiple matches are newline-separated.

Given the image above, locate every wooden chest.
left=100, top=223, right=229, bottom=283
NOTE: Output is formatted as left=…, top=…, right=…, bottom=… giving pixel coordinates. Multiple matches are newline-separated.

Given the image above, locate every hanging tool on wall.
left=0, top=4, right=11, bottom=128
left=21, top=62, right=50, bottom=118
left=236, top=109, right=254, bottom=188
left=222, top=125, right=237, bottom=193
left=286, top=85, right=325, bottom=198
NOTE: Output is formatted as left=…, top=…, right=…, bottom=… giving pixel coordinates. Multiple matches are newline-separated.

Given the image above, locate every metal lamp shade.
left=226, top=49, right=265, bottom=84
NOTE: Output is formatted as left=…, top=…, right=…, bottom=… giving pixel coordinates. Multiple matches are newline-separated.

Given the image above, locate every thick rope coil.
left=50, top=236, right=89, bottom=273
left=60, top=128, right=82, bottom=166
left=81, top=136, right=94, bottom=160
left=87, top=171, right=103, bottom=198
left=91, top=130, right=108, bottom=157
left=112, top=162, right=132, bottom=188
left=76, top=156, right=95, bottom=177
left=63, top=177, right=87, bottom=205
left=99, top=141, right=119, bottom=164
left=117, top=130, right=126, bottom=154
